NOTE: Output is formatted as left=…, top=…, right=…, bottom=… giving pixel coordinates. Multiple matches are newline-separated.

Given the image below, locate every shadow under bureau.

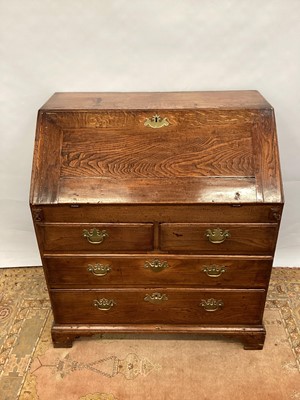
left=30, top=91, right=284, bottom=349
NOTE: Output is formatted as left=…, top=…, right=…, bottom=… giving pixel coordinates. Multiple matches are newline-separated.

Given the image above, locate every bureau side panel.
left=30, top=114, right=63, bottom=204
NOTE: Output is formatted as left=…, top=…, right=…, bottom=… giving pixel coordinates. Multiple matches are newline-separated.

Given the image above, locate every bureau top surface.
left=41, top=91, right=271, bottom=111
left=30, top=91, right=283, bottom=205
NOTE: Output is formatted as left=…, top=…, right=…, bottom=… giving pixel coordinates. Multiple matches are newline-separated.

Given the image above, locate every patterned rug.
left=0, top=267, right=299, bottom=400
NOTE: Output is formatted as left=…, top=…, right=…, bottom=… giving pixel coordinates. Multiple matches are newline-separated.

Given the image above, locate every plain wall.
left=1, top=0, right=300, bottom=267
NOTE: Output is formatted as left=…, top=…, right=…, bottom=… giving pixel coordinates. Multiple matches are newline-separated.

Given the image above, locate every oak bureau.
left=30, top=91, right=284, bottom=349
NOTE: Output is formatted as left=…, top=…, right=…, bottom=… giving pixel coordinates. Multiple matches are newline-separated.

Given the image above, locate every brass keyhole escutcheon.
left=144, top=114, right=170, bottom=129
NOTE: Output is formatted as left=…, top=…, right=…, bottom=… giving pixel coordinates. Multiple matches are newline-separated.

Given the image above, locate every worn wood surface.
left=61, top=128, right=253, bottom=178
left=45, top=110, right=260, bottom=129
left=37, top=223, right=154, bottom=252
left=50, top=288, right=266, bottom=325
left=160, top=223, right=279, bottom=255
left=57, top=177, right=258, bottom=204
left=51, top=324, right=266, bottom=350
left=30, top=91, right=283, bottom=205
left=30, top=91, right=284, bottom=349
left=44, top=255, right=272, bottom=288
left=41, top=91, right=271, bottom=110
left=36, top=204, right=283, bottom=223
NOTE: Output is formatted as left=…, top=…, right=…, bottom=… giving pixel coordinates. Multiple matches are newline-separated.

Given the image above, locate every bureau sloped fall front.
left=30, top=91, right=284, bottom=349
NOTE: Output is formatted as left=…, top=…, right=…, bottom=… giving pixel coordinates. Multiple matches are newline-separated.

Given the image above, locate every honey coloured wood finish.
left=30, top=91, right=284, bottom=350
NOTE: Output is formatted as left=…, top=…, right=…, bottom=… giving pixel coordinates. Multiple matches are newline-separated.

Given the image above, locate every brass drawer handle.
left=83, top=228, right=108, bottom=244
left=144, top=259, right=169, bottom=272
left=200, top=298, right=224, bottom=312
left=205, top=228, right=230, bottom=244
left=93, top=298, right=116, bottom=311
left=87, top=263, right=111, bottom=277
left=202, top=265, right=226, bottom=278
left=144, top=292, right=168, bottom=304
left=144, top=114, right=170, bottom=129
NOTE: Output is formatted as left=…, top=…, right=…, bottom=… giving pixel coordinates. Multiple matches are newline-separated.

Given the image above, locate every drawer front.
left=39, top=223, right=153, bottom=253
left=50, top=289, right=266, bottom=325
left=44, top=256, right=272, bottom=288
left=160, top=223, right=278, bottom=255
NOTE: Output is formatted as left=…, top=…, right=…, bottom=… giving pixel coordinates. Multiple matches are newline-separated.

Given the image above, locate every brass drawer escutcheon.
left=205, top=228, right=230, bottom=244
left=144, top=259, right=169, bottom=272
left=202, top=265, right=226, bottom=278
left=93, top=298, right=116, bottom=311
left=83, top=228, right=108, bottom=244
left=200, top=298, right=224, bottom=312
left=144, top=292, right=168, bottom=304
left=87, top=263, right=111, bottom=276
left=144, top=114, right=170, bottom=129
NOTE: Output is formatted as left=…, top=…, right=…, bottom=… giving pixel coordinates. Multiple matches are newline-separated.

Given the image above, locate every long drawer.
left=50, top=288, right=266, bottom=325
left=37, top=223, right=154, bottom=252
left=160, top=223, right=278, bottom=255
left=44, top=255, right=272, bottom=288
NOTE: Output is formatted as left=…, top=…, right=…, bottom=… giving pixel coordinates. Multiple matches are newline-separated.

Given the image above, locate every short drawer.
left=160, top=223, right=278, bottom=255
left=50, top=288, right=266, bottom=325
left=38, top=223, right=154, bottom=253
left=44, top=256, right=272, bottom=288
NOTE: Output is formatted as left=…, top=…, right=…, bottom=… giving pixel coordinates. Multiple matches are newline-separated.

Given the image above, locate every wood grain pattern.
left=160, top=223, right=278, bottom=255
left=46, top=110, right=258, bottom=130
left=57, top=177, right=257, bottom=204
left=30, top=91, right=284, bottom=349
left=36, top=204, right=283, bottom=223
left=51, top=324, right=266, bottom=350
left=38, top=223, right=154, bottom=253
left=252, top=110, right=284, bottom=203
left=50, top=288, right=266, bottom=325
left=61, top=128, right=253, bottom=179
left=44, top=255, right=272, bottom=288
left=41, top=91, right=271, bottom=110
left=30, top=113, right=63, bottom=204
left=30, top=92, right=283, bottom=205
